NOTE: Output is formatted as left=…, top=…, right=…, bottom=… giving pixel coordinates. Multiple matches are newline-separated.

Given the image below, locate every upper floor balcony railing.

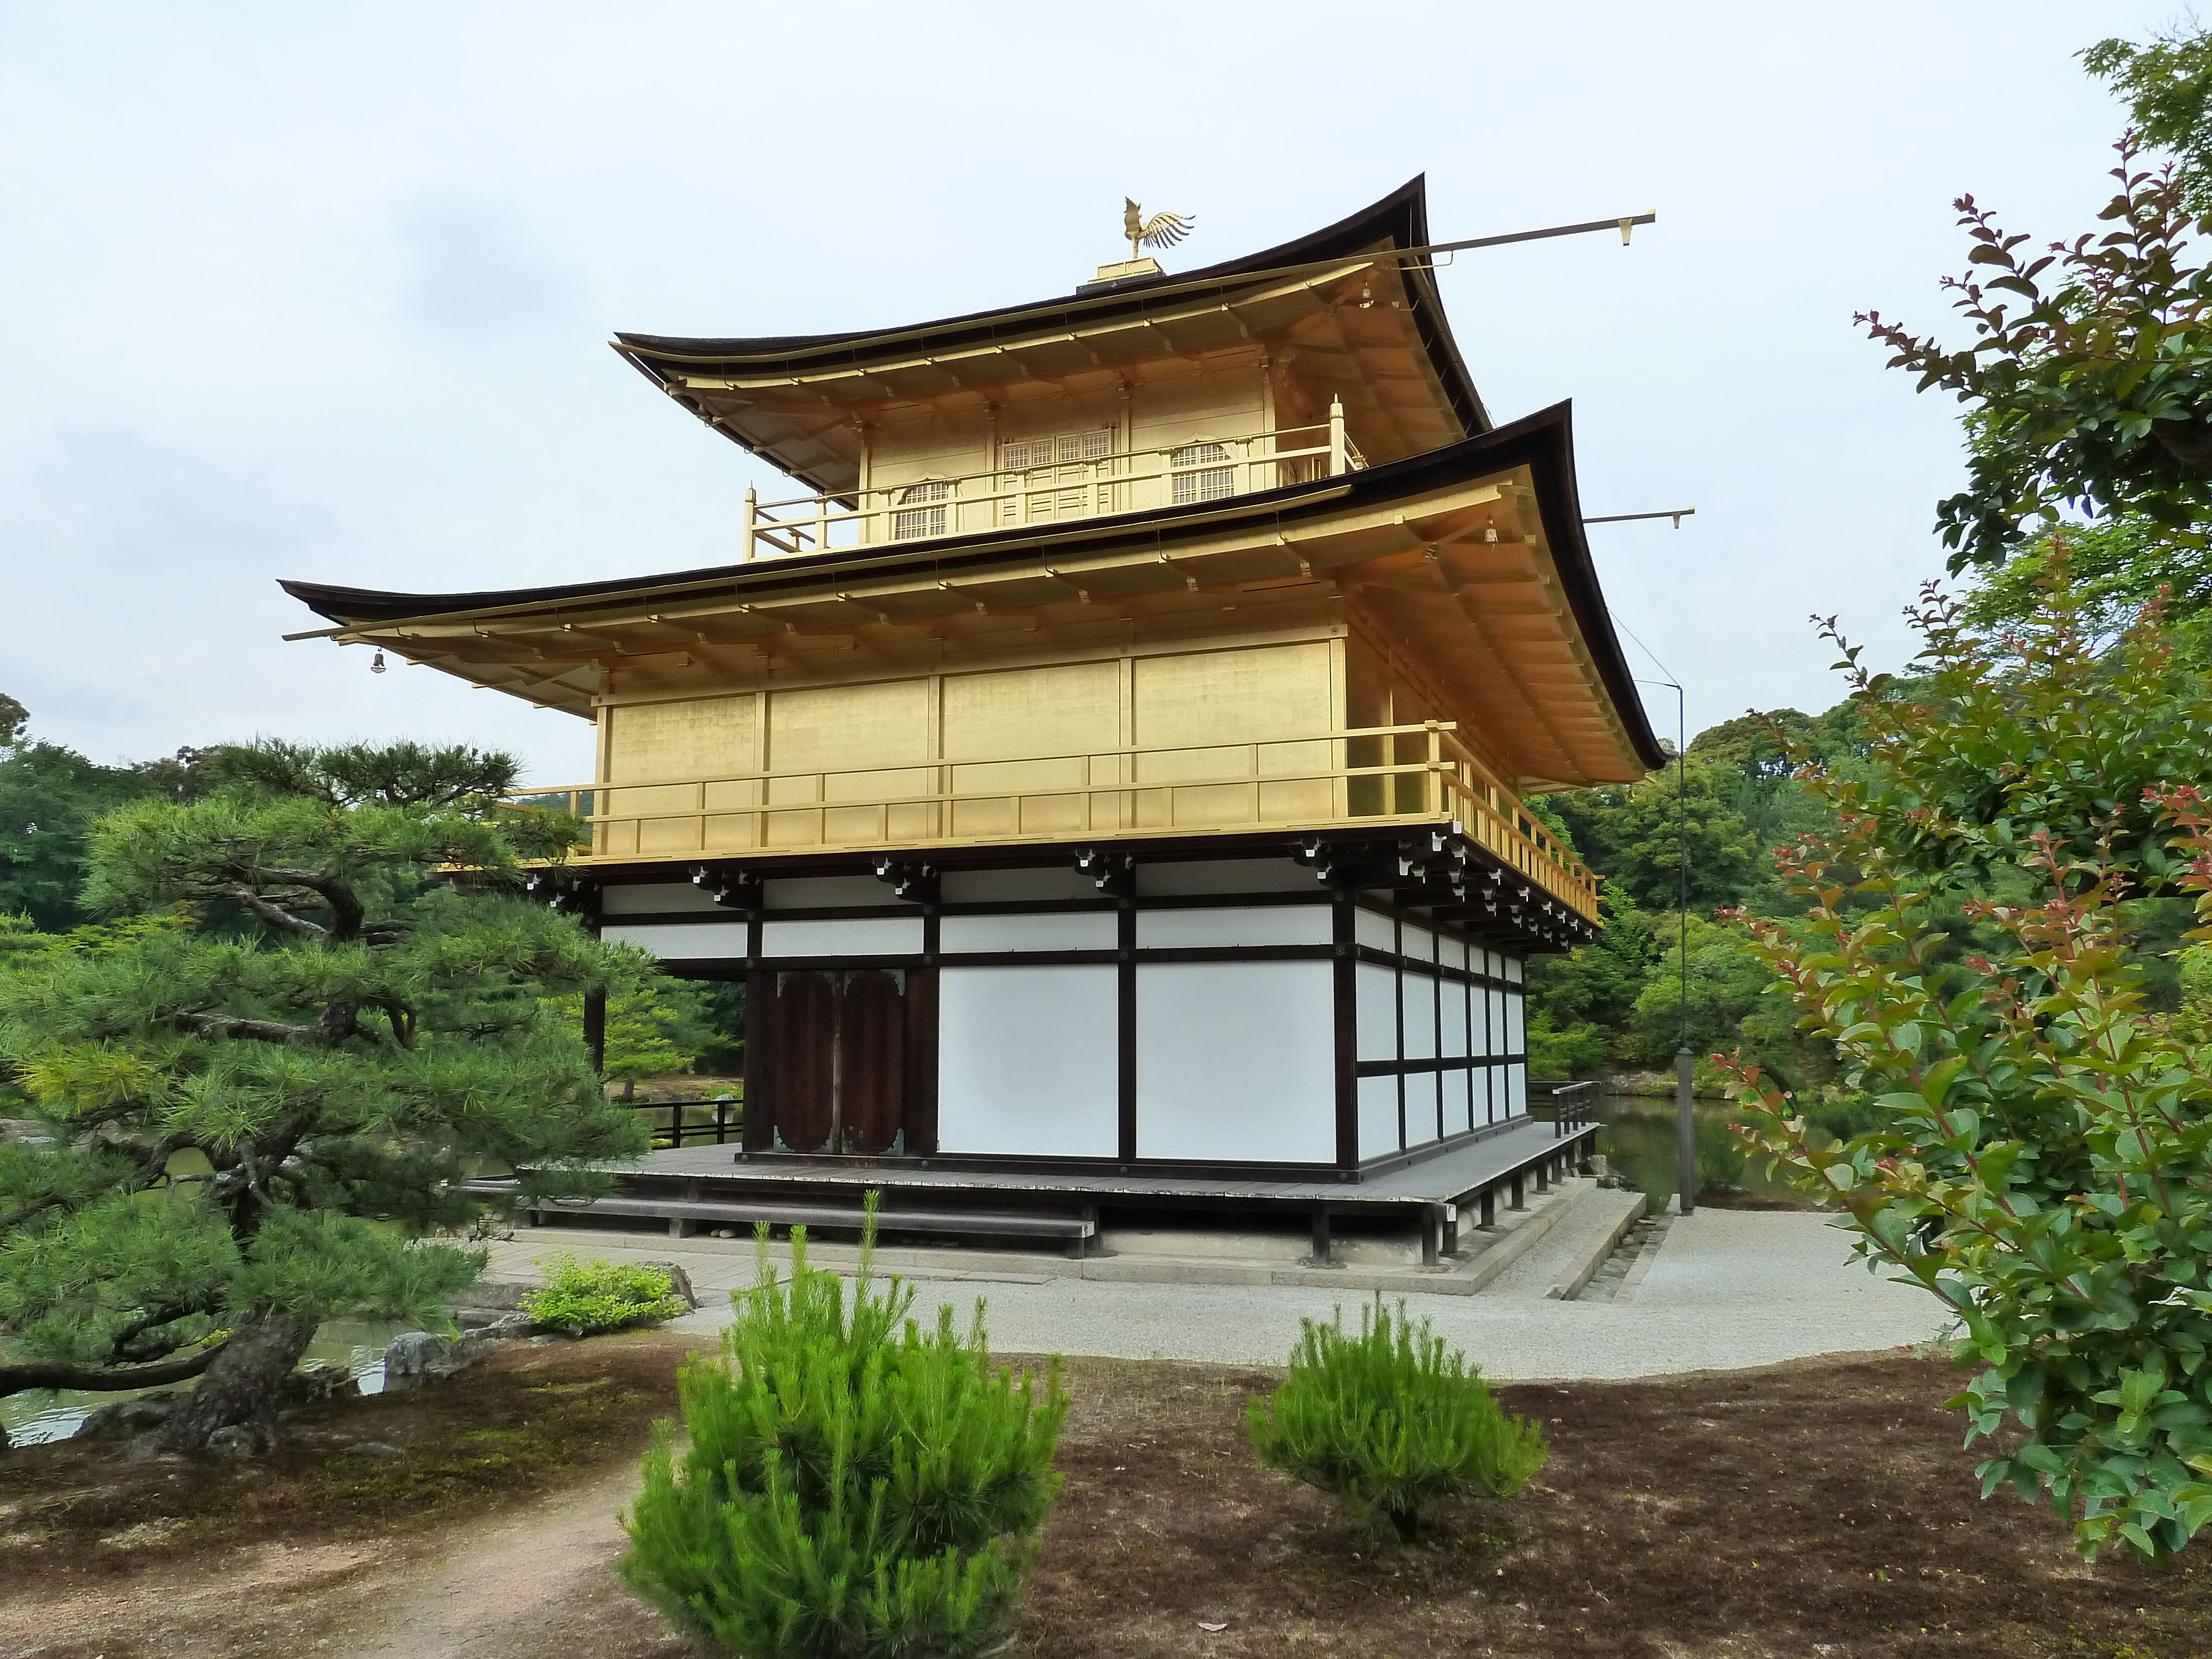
left=507, top=718, right=1599, bottom=922
left=742, top=400, right=1367, bottom=562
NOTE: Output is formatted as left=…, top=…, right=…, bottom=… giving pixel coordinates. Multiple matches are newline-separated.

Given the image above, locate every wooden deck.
left=517, top=1116, right=1597, bottom=1266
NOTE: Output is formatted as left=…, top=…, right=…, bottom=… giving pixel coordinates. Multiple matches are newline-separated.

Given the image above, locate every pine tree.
left=621, top=1208, right=1067, bottom=1657
left=0, top=740, right=649, bottom=1452
left=1247, top=1297, right=1548, bottom=1543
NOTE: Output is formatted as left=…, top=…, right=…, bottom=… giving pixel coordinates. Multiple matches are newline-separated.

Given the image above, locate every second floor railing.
left=743, top=400, right=1365, bottom=561
left=509, top=719, right=1599, bottom=921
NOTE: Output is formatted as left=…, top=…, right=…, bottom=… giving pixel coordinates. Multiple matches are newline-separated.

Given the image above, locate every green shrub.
left=1246, top=1297, right=1547, bottom=1543
left=520, top=1254, right=688, bottom=1335
left=619, top=1212, right=1067, bottom=1658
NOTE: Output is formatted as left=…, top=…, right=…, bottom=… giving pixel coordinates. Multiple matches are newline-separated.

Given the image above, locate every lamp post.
left=1635, top=676, right=1694, bottom=1217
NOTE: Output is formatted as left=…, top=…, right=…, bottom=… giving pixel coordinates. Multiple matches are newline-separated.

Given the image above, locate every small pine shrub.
left=520, top=1253, right=689, bottom=1335
left=1246, top=1296, right=1547, bottom=1543
left=619, top=1208, right=1067, bottom=1658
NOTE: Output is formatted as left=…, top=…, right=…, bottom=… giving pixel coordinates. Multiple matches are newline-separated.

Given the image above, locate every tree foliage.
left=1827, top=574, right=2212, bottom=893
left=1863, top=108, right=2212, bottom=570
left=1725, top=576, right=2212, bottom=1562
left=1546, top=757, right=1764, bottom=916
left=620, top=1213, right=1066, bottom=1658
left=2086, top=27, right=2212, bottom=213
left=0, top=740, right=647, bottom=1451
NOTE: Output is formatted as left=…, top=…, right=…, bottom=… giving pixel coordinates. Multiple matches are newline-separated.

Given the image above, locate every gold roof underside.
left=332, top=463, right=1645, bottom=792
left=641, top=260, right=1466, bottom=496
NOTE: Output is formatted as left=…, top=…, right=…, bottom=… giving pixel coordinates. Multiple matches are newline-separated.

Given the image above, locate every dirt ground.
left=3, top=1335, right=2208, bottom=1658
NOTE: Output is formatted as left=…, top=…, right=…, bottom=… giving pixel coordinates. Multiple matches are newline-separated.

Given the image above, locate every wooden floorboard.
left=571, top=1117, right=1595, bottom=1212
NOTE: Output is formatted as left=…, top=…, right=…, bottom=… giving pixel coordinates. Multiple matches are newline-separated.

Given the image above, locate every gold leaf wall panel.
left=603, top=697, right=759, bottom=856
left=1131, top=642, right=1334, bottom=827
left=942, top=659, right=1123, bottom=838
left=765, top=680, right=933, bottom=847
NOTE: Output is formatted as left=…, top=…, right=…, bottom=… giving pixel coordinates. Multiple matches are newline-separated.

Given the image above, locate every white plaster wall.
left=760, top=917, right=924, bottom=957
left=1356, top=962, right=1397, bottom=1061
left=1134, top=961, right=1334, bottom=1163
left=1505, top=1063, right=1528, bottom=1117
left=937, top=967, right=1119, bottom=1157
left=1402, top=924, right=1436, bottom=964
left=601, top=883, right=725, bottom=915
left=1134, top=906, right=1331, bottom=948
left=1504, top=955, right=1524, bottom=984
left=1486, top=986, right=1508, bottom=1057
left=1358, top=1076, right=1400, bottom=1161
left=940, top=912, right=1117, bottom=953
left=762, top=875, right=890, bottom=909
left=1136, top=858, right=1313, bottom=896
left=940, top=868, right=1098, bottom=904
left=1507, top=989, right=1526, bottom=1055
left=601, top=921, right=750, bottom=960
left=1354, top=908, right=1396, bottom=952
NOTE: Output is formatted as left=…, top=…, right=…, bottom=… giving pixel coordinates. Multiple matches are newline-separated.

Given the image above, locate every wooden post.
left=1328, top=395, right=1347, bottom=477
left=1310, top=1203, right=1333, bottom=1266
left=1509, top=1171, right=1526, bottom=1211
left=1479, top=1188, right=1498, bottom=1228
left=742, top=486, right=757, bottom=561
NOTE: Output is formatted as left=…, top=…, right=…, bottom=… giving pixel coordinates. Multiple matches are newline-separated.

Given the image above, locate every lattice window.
left=1000, top=427, right=1115, bottom=525
left=893, top=479, right=951, bottom=540
left=1170, top=441, right=1234, bottom=504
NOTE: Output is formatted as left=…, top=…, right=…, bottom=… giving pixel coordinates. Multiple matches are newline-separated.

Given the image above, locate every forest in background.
left=1525, top=529, right=2209, bottom=1098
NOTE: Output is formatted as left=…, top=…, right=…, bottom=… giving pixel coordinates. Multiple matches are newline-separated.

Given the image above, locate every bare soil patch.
left=0, top=1329, right=697, bottom=1658
left=7, top=1340, right=2211, bottom=1657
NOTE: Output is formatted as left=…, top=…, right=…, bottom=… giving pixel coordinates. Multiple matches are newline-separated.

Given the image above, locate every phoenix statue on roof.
left=1124, top=198, right=1195, bottom=263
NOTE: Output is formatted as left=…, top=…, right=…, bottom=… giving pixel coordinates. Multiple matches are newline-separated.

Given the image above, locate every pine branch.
left=168, top=1010, right=320, bottom=1044
left=109, top=1298, right=218, bottom=1364
left=0, top=1340, right=230, bottom=1402
left=253, top=867, right=365, bottom=941
left=225, top=885, right=329, bottom=938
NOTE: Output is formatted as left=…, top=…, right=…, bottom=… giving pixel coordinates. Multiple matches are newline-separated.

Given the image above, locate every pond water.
left=0, top=1318, right=414, bottom=1448
left=1587, top=1092, right=1803, bottom=1212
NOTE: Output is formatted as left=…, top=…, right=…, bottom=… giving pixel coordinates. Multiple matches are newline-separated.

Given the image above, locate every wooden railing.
left=742, top=401, right=1365, bottom=560
left=510, top=720, right=1599, bottom=920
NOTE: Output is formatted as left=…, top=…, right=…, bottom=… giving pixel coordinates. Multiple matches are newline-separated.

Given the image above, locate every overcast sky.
left=0, top=3, right=2184, bottom=781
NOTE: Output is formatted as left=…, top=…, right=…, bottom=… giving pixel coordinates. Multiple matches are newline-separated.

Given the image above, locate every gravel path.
left=492, top=1208, right=1949, bottom=1383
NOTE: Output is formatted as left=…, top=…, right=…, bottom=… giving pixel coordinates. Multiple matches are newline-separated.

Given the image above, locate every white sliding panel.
left=761, top=917, right=923, bottom=957
left=1358, top=1076, right=1401, bottom=1161
left=940, top=912, right=1115, bottom=953
left=1135, top=961, right=1335, bottom=1163
left=602, top=921, right=750, bottom=960
left=1506, top=989, right=1527, bottom=1056
left=1135, top=906, right=1331, bottom=947
left=1357, top=963, right=1399, bottom=1061
left=1505, top=1062, right=1528, bottom=1118
left=1446, top=1066, right=1473, bottom=1135
left=1354, top=908, right=1396, bottom=952
left=1443, top=977, right=1470, bottom=1062
left=937, top=967, right=1118, bottom=1157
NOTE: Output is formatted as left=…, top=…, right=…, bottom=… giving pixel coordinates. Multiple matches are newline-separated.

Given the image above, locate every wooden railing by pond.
left=508, top=720, right=1599, bottom=921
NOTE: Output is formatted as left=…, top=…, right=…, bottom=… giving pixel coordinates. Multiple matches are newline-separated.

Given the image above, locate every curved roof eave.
left=281, top=401, right=1662, bottom=774
left=611, top=176, right=1488, bottom=440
